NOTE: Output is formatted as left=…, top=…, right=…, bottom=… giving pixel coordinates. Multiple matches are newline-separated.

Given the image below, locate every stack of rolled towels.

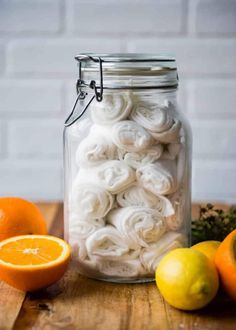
left=68, top=92, right=186, bottom=279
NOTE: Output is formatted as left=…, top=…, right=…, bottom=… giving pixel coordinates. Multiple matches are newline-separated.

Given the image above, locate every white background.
left=0, top=0, right=236, bottom=202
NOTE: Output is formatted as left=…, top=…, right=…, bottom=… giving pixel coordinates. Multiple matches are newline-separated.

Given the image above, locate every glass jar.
left=64, top=54, right=192, bottom=283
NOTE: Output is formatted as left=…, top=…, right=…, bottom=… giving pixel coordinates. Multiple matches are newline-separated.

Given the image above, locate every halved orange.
left=0, top=235, right=71, bottom=291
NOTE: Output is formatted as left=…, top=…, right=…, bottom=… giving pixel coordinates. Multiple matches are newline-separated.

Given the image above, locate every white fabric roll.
left=140, top=232, right=186, bottom=273
left=130, top=102, right=173, bottom=133
left=136, top=160, right=177, bottom=196
left=89, top=124, right=111, bottom=139
left=112, top=120, right=153, bottom=152
left=91, top=93, right=133, bottom=125
left=71, top=183, right=114, bottom=219
left=107, top=207, right=166, bottom=249
left=76, top=135, right=117, bottom=167
left=150, top=119, right=181, bottom=143
left=68, top=118, right=92, bottom=139
left=116, top=185, right=175, bottom=216
left=68, top=215, right=105, bottom=260
left=97, top=259, right=145, bottom=278
left=86, top=226, right=139, bottom=260
left=118, top=144, right=163, bottom=169
left=96, top=160, right=135, bottom=194
left=75, top=160, right=135, bottom=194
left=69, top=214, right=106, bottom=240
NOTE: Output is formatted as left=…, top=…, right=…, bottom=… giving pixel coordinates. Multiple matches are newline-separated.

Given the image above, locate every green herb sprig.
left=191, top=203, right=236, bottom=245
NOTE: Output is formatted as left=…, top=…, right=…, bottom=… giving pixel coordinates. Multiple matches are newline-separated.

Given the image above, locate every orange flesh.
left=0, top=238, right=63, bottom=265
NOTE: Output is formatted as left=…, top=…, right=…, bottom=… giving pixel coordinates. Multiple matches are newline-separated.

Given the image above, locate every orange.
left=0, top=197, right=47, bottom=241
left=215, top=230, right=236, bottom=300
left=0, top=235, right=71, bottom=291
left=191, top=241, right=221, bottom=265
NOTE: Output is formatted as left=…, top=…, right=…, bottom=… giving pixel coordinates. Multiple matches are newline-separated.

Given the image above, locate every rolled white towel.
left=67, top=118, right=92, bottom=139
left=89, top=124, right=111, bottom=139
left=140, top=232, right=186, bottom=273
left=96, top=160, right=136, bottom=194
left=86, top=226, right=139, bottom=260
left=107, top=207, right=166, bottom=249
left=130, top=102, right=173, bottom=133
left=68, top=214, right=105, bottom=260
left=75, top=160, right=135, bottom=194
left=118, top=144, right=163, bottom=169
left=69, top=214, right=106, bottom=240
left=71, top=183, right=114, bottom=219
left=150, top=119, right=181, bottom=143
left=77, top=258, right=101, bottom=278
left=116, top=184, right=175, bottom=216
left=91, top=93, right=133, bottom=125
left=97, top=259, right=145, bottom=278
left=76, top=135, right=117, bottom=167
left=136, top=160, right=177, bottom=196
left=112, top=120, right=153, bottom=152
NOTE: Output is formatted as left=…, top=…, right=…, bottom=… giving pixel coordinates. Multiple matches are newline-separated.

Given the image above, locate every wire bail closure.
left=64, top=55, right=103, bottom=127
left=77, top=55, right=104, bottom=102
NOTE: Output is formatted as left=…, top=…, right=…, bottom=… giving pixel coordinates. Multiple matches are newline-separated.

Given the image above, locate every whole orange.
left=215, top=230, right=236, bottom=300
left=0, top=197, right=47, bottom=241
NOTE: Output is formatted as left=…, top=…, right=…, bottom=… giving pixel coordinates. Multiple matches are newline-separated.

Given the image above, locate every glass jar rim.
left=75, top=53, right=178, bottom=91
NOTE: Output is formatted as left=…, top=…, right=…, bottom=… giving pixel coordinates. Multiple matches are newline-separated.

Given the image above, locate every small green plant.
left=192, top=204, right=236, bottom=245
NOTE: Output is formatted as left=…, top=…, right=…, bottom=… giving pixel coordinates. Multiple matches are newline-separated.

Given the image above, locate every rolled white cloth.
left=91, top=93, right=133, bottom=125
left=71, top=183, right=114, bottom=219
left=69, top=214, right=106, bottom=240
left=150, top=119, right=181, bottom=143
left=67, top=118, right=92, bottom=139
left=118, top=144, right=163, bottom=169
left=89, top=124, right=111, bottom=139
left=86, top=226, right=139, bottom=260
left=136, top=160, right=177, bottom=196
left=140, top=232, right=186, bottom=273
left=107, top=207, right=166, bottom=249
left=116, top=185, right=175, bottom=216
left=112, top=120, right=153, bottom=152
left=96, top=160, right=135, bottom=194
left=130, top=102, right=173, bottom=133
left=68, top=215, right=105, bottom=260
left=75, top=160, right=135, bottom=194
left=76, top=135, right=117, bottom=167
left=97, top=259, right=145, bottom=278
left=77, top=258, right=101, bottom=278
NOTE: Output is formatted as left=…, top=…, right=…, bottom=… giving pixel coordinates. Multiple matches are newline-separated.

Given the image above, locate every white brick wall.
left=68, top=0, right=185, bottom=35
left=0, top=0, right=236, bottom=202
left=0, top=0, right=62, bottom=33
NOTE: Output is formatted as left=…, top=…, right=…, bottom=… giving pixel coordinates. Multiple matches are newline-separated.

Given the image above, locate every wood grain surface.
left=0, top=203, right=236, bottom=330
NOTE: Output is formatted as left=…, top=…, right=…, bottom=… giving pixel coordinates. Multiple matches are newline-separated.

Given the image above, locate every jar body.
left=64, top=88, right=191, bottom=283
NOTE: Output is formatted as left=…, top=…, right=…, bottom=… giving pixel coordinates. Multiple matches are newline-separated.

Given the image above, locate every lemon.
left=191, top=240, right=220, bottom=264
left=155, top=248, right=219, bottom=310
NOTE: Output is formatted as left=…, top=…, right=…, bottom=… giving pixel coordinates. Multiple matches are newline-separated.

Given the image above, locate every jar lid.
left=75, top=53, right=178, bottom=90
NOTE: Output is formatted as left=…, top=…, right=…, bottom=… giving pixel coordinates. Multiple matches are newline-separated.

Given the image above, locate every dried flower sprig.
left=191, top=203, right=236, bottom=245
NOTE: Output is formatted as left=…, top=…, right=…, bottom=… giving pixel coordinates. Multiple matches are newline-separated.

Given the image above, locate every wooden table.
left=1, top=203, right=236, bottom=330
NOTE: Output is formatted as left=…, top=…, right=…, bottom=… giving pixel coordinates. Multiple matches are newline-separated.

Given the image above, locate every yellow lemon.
left=155, top=248, right=219, bottom=311
left=191, top=240, right=221, bottom=265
